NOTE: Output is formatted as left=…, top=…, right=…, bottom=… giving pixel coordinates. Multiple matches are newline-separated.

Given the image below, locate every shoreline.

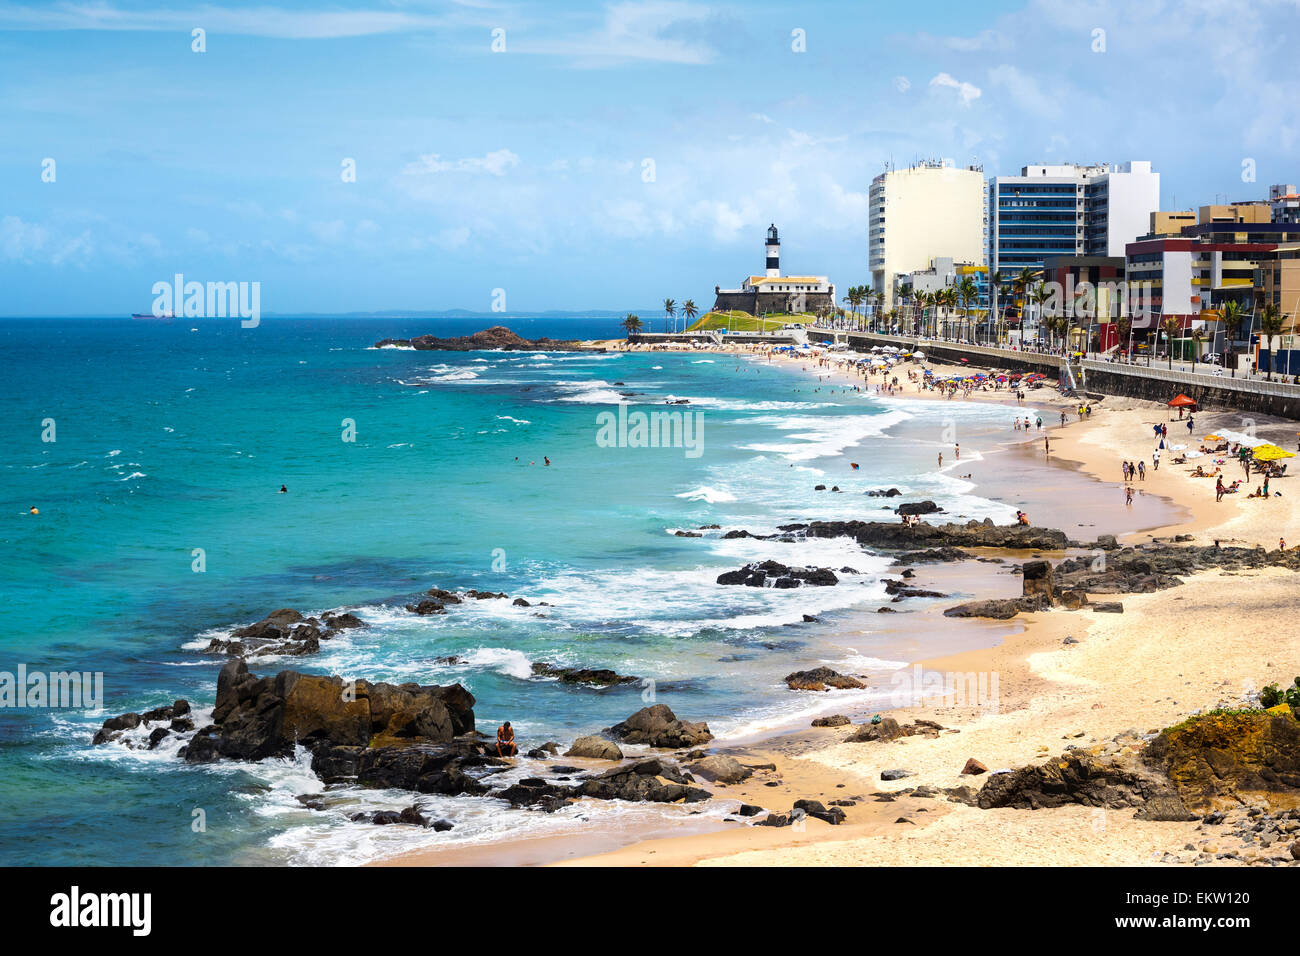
left=375, top=341, right=1298, bottom=868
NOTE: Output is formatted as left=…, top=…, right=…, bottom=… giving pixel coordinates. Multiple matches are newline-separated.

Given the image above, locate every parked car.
left=1200, top=352, right=1222, bottom=364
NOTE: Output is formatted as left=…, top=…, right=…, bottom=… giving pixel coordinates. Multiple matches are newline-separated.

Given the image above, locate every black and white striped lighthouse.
left=765, top=223, right=780, bottom=277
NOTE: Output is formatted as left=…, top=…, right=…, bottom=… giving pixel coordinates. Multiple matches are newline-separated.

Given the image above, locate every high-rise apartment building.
left=988, top=161, right=1159, bottom=276
left=868, top=159, right=986, bottom=311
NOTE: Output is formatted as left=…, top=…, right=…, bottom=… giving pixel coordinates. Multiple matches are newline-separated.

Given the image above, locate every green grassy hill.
left=687, top=310, right=816, bottom=332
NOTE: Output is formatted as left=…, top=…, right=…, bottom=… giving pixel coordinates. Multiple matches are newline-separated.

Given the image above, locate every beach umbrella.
left=1216, top=429, right=1269, bottom=448
left=1167, top=394, right=1197, bottom=409
left=1203, top=434, right=1223, bottom=441
left=1252, top=444, right=1296, bottom=461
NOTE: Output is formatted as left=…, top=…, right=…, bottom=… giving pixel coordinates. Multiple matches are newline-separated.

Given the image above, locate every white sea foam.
left=675, top=485, right=737, bottom=504
left=740, top=409, right=912, bottom=462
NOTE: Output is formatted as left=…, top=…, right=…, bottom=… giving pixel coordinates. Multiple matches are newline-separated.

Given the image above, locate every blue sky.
left=2, top=0, right=1298, bottom=315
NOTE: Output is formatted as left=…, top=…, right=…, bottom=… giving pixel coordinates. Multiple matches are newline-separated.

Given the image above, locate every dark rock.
left=405, top=599, right=447, bottom=615
left=812, top=714, right=851, bottom=728
left=607, top=704, right=713, bottom=749
left=896, top=501, right=942, bottom=516
left=563, top=736, right=624, bottom=760
left=530, top=662, right=638, bottom=686
left=784, top=667, right=865, bottom=692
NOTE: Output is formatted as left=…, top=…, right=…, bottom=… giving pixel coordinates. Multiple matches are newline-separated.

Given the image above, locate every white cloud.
left=893, top=76, right=911, bottom=93
left=403, top=149, right=521, bottom=176
left=517, top=1, right=720, bottom=66
left=0, top=3, right=449, bottom=38
left=929, top=72, right=982, bottom=106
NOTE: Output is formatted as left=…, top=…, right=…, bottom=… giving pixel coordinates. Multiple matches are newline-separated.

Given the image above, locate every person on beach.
left=1216, top=477, right=1225, bottom=502
left=1153, top=449, right=1160, bottom=471
left=955, top=443, right=960, bottom=460
left=1036, top=417, right=1042, bottom=430
left=1138, top=460, right=1145, bottom=481
left=1044, top=436, right=1049, bottom=456
left=937, top=452, right=943, bottom=467
left=1122, top=462, right=1130, bottom=481
left=1125, top=486, right=1134, bottom=506
left=1263, top=476, right=1270, bottom=498
left=496, top=721, right=517, bottom=757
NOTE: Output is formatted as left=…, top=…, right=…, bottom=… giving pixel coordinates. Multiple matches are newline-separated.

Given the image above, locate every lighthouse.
left=765, top=224, right=780, bottom=277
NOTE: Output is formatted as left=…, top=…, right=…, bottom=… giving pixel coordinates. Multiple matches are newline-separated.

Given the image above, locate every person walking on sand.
left=1125, top=486, right=1134, bottom=507
left=955, top=443, right=960, bottom=461
left=1122, top=461, right=1129, bottom=481
left=938, top=452, right=943, bottom=468
left=1044, top=436, right=1050, bottom=456
left=1216, top=476, right=1225, bottom=502
left=1153, top=448, right=1160, bottom=471
left=1138, top=460, right=1145, bottom=481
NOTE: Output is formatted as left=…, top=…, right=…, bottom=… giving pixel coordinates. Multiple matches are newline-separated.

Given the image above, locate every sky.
left=2, top=0, right=1298, bottom=315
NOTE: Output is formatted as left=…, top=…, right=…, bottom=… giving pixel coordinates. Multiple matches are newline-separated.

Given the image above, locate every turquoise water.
left=0, top=317, right=1027, bottom=865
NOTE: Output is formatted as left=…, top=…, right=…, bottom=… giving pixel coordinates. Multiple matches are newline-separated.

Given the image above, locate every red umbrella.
left=1167, top=394, right=1197, bottom=408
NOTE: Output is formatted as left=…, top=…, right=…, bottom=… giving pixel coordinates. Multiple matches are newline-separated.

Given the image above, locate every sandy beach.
left=379, top=341, right=1299, bottom=868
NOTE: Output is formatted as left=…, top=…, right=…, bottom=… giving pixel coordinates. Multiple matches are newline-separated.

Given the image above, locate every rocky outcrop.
left=845, top=717, right=944, bottom=743
left=205, top=608, right=353, bottom=657
left=896, top=501, right=942, bottom=517
left=182, top=660, right=475, bottom=763
left=531, top=663, right=638, bottom=686
left=571, top=758, right=710, bottom=804
left=689, top=754, right=752, bottom=784
left=564, top=735, right=624, bottom=760
left=717, top=560, right=838, bottom=588
left=92, top=700, right=192, bottom=746
left=766, top=520, right=1072, bottom=552
left=1143, top=711, right=1300, bottom=812
left=812, top=714, right=851, bottom=727
left=607, top=705, right=713, bottom=749
left=944, top=598, right=1046, bottom=620
left=976, top=750, right=1188, bottom=813
left=784, top=668, right=865, bottom=692
left=376, top=326, right=587, bottom=352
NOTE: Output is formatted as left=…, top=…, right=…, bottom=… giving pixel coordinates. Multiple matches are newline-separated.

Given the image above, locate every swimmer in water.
left=29, top=506, right=38, bottom=515
left=280, top=485, right=287, bottom=493
left=544, top=456, right=550, bottom=466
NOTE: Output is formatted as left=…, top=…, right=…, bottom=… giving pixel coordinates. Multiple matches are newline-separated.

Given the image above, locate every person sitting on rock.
left=496, top=721, right=517, bottom=757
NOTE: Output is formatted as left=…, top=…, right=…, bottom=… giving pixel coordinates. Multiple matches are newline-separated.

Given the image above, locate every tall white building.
left=988, top=161, right=1159, bottom=275
left=869, top=159, right=987, bottom=311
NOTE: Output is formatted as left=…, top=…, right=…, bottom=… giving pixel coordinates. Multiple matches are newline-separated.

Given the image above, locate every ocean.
left=0, top=316, right=1028, bottom=865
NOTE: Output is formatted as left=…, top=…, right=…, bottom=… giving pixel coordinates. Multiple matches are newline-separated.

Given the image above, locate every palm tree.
left=681, top=299, right=698, bottom=330
left=1116, top=314, right=1133, bottom=358
left=663, top=298, right=676, bottom=333
left=989, top=270, right=1004, bottom=345
left=1013, top=267, right=1040, bottom=345
left=1162, top=316, right=1181, bottom=369
left=1031, top=282, right=1052, bottom=349
left=622, top=313, right=643, bottom=338
left=1220, top=299, right=1247, bottom=370
left=957, top=276, right=978, bottom=344
left=1259, top=303, right=1285, bottom=380
left=860, top=285, right=875, bottom=331
left=897, top=283, right=914, bottom=335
